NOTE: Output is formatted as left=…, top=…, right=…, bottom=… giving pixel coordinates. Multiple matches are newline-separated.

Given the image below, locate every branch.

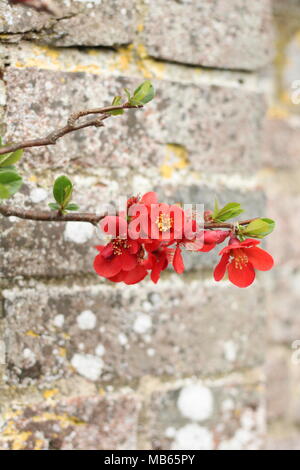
left=0, top=103, right=142, bottom=156
left=0, top=205, right=256, bottom=229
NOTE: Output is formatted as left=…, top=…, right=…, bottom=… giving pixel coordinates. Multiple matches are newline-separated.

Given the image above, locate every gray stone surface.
left=2, top=279, right=265, bottom=387
left=0, top=0, right=136, bottom=46
left=142, top=0, right=274, bottom=70
left=3, top=68, right=266, bottom=175
left=141, top=376, right=265, bottom=450
left=0, top=392, right=139, bottom=450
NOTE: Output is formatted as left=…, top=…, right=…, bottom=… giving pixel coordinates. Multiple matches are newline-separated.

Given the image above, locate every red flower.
left=94, top=238, right=139, bottom=279
left=144, top=246, right=171, bottom=283
left=198, top=230, right=231, bottom=252
left=214, top=238, right=274, bottom=288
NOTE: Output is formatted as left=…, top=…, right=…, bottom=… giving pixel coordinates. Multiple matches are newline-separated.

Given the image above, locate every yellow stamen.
left=156, top=214, right=173, bottom=232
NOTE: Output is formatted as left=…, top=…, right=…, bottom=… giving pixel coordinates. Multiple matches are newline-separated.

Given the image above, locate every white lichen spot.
left=222, top=398, right=235, bottom=412
left=30, top=188, right=48, bottom=203
left=177, top=384, right=214, bottom=422
left=171, top=424, right=213, bottom=450
left=95, top=344, right=105, bottom=356
left=147, top=348, right=156, bottom=357
left=77, top=310, right=97, bottom=330
left=165, top=427, right=176, bottom=438
left=71, top=354, right=103, bottom=381
left=64, top=222, right=94, bottom=244
left=118, top=333, right=128, bottom=346
left=224, top=340, right=237, bottom=362
left=133, top=313, right=152, bottom=334
left=22, top=348, right=36, bottom=367
left=53, top=314, right=65, bottom=328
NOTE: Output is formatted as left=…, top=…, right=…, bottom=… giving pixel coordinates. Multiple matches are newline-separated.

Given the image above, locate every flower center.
left=112, top=238, right=129, bottom=255
left=232, top=249, right=248, bottom=270
left=156, top=214, right=173, bottom=232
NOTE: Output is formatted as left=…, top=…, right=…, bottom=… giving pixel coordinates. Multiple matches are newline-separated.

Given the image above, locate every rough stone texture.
left=0, top=0, right=136, bottom=46
left=3, top=67, right=266, bottom=175
left=0, top=392, right=139, bottom=450
left=0, top=0, right=286, bottom=451
left=263, top=2, right=300, bottom=449
left=2, top=279, right=265, bottom=387
left=141, top=375, right=265, bottom=450
left=263, top=117, right=300, bottom=168
left=142, top=0, right=274, bottom=71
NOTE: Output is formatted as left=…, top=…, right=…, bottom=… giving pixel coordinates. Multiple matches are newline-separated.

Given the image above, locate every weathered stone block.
left=0, top=392, right=139, bottom=450
left=2, top=279, right=265, bottom=387
left=140, top=375, right=265, bottom=450
left=3, top=68, right=266, bottom=175
left=263, top=117, right=300, bottom=168
left=265, top=346, right=290, bottom=422
left=142, top=0, right=274, bottom=70
left=0, top=0, right=135, bottom=47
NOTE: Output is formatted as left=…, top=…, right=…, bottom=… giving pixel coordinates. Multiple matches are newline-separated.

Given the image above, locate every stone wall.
left=0, top=0, right=294, bottom=450
left=264, top=0, right=300, bottom=450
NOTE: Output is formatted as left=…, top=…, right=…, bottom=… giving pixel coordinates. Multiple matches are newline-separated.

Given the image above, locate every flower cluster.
left=93, top=192, right=274, bottom=288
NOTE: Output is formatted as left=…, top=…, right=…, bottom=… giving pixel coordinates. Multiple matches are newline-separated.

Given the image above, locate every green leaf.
left=132, top=80, right=155, bottom=105
left=213, top=202, right=244, bottom=222
left=65, top=203, right=80, bottom=211
left=53, top=175, right=73, bottom=208
left=124, top=88, right=131, bottom=102
left=0, top=169, right=23, bottom=199
left=242, top=218, right=275, bottom=238
left=0, top=149, right=23, bottom=167
left=48, top=202, right=61, bottom=211
left=108, top=96, right=124, bottom=116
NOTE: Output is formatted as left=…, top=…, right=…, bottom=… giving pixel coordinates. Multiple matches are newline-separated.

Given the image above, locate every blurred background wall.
left=0, top=0, right=298, bottom=450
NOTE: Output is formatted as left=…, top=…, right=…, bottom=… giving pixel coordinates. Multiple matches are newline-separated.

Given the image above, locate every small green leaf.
left=124, top=88, right=131, bottom=102
left=53, top=175, right=73, bottom=208
left=213, top=202, right=244, bottom=222
left=0, top=184, right=10, bottom=199
left=132, top=80, right=155, bottom=105
left=0, top=169, right=23, bottom=199
left=48, top=202, right=61, bottom=211
left=242, top=218, right=275, bottom=238
left=0, top=149, right=23, bottom=167
left=65, top=203, right=80, bottom=211
left=108, top=96, right=124, bottom=116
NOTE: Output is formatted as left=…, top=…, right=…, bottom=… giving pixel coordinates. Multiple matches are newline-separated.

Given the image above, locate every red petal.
left=95, top=245, right=105, bottom=253
left=121, top=252, right=138, bottom=271
left=108, top=271, right=127, bottom=283
left=240, top=238, right=261, bottom=248
left=214, top=253, right=230, bottom=281
left=93, top=254, right=122, bottom=278
left=198, top=243, right=216, bottom=253
left=123, top=266, right=148, bottom=285
left=246, top=246, right=274, bottom=271
left=173, top=245, right=185, bottom=274
left=227, top=261, right=255, bottom=288
left=141, top=191, right=158, bottom=206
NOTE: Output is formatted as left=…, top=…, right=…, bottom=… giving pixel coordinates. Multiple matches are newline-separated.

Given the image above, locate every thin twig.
left=0, top=205, right=256, bottom=229
left=0, top=103, right=142, bottom=156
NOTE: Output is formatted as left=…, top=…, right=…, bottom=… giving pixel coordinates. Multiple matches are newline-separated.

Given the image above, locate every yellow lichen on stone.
left=31, top=412, right=85, bottom=427
left=137, top=23, right=144, bottom=33
left=34, top=439, right=44, bottom=450
left=11, top=432, right=32, bottom=451
left=25, top=330, right=40, bottom=337
left=267, top=106, right=290, bottom=119
left=160, top=144, right=189, bottom=179
left=43, top=388, right=59, bottom=400
left=70, top=64, right=101, bottom=74
left=117, top=45, right=134, bottom=72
